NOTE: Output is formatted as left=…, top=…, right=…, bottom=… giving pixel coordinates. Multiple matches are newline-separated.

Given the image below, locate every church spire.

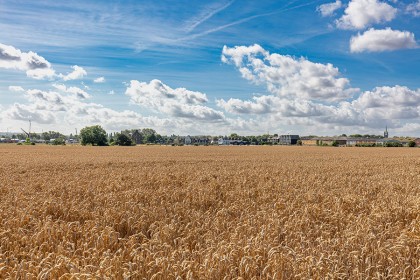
left=384, top=126, right=389, bottom=138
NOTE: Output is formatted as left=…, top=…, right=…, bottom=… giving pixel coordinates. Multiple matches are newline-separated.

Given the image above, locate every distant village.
left=0, top=125, right=419, bottom=147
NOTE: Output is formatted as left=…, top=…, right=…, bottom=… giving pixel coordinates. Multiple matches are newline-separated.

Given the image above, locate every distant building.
left=218, top=138, right=231, bottom=145
left=184, top=135, right=192, bottom=145
left=380, top=139, right=402, bottom=146
left=217, top=138, right=246, bottom=145
left=278, top=135, right=300, bottom=145
left=269, top=135, right=300, bottom=145
left=300, top=137, right=317, bottom=146
left=131, top=130, right=143, bottom=144
left=191, top=136, right=210, bottom=145
left=346, top=138, right=377, bottom=146
left=229, top=139, right=247, bottom=145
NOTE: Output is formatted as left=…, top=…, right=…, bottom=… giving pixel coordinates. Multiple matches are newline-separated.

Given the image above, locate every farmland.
left=0, top=145, right=419, bottom=279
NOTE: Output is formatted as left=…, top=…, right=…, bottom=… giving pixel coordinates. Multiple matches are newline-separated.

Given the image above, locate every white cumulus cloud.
left=353, top=86, right=420, bottom=109
left=52, top=83, right=91, bottom=99
left=217, top=95, right=332, bottom=117
left=317, top=1, right=343, bottom=17
left=220, top=45, right=420, bottom=130
left=126, top=79, right=225, bottom=121
left=217, top=85, right=420, bottom=129
left=94, top=76, right=105, bottom=83
left=7, top=103, right=57, bottom=124
left=0, top=43, right=56, bottom=79
left=61, top=65, right=87, bottom=81
left=350, top=28, right=418, bottom=52
left=2, top=83, right=235, bottom=135
left=3, top=87, right=155, bottom=130
left=221, top=44, right=358, bottom=102
left=336, top=0, right=397, bottom=30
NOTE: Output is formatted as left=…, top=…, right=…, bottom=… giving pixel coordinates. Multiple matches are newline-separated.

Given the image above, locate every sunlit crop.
left=0, top=145, right=418, bottom=279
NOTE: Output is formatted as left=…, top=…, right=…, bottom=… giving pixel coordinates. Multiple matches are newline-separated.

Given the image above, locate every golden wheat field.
left=0, top=145, right=419, bottom=279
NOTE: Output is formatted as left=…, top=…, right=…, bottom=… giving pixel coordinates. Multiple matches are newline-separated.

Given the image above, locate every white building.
left=184, top=136, right=192, bottom=145
left=218, top=138, right=231, bottom=145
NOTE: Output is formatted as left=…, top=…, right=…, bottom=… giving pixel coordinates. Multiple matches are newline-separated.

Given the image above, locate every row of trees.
left=79, top=126, right=160, bottom=146
left=78, top=127, right=280, bottom=146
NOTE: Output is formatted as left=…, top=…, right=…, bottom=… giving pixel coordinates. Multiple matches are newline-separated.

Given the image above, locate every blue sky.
left=0, top=0, right=419, bottom=136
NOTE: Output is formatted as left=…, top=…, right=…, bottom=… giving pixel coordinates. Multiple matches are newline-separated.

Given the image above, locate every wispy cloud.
left=8, top=86, right=25, bottom=92
left=0, top=0, right=322, bottom=54
left=184, top=0, right=235, bottom=33
left=406, top=0, right=420, bottom=17
left=181, top=0, right=323, bottom=41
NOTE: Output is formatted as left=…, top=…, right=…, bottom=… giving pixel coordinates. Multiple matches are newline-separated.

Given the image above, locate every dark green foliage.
left=42, top=131, right=65, bottom=141
left=384, top=142, right=403, bottom=147
left=408, top=141, right=416, bottom=147
left=52, top=137, right=66, bottom=145
left=355, top=143, right=376, bottom=147
left=115, top=133, right=134, bottom=146
left=350, top=134, right=363, bottom=138
left=145, top=133, right=156, bottom=144
left=80, top=125, right=108, bottom=146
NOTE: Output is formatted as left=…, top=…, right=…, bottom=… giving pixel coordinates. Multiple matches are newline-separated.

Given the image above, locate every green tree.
left=249, top=136, right=258, bottom=145
left=52, top=137, right=66, bottom=145
left=80, top=125, right=108, bottom=146
left=408, top=140, right=416, bottom=147
left=115, top=133, right=134, bottom=146
left=42, top=131, right=64, bottom=141
left=385, top=141, right=402, bottom=147
left=350, top=134, right=362, bottom=138
left=17, top=133, right=25, bottom=140
left=155, top=134, right=163, bottom=144
left=229, top=133, right=239, bottom=139
left=145, top=133, right=156, bottom=144
left=141, top=128, right=156, bottom=137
